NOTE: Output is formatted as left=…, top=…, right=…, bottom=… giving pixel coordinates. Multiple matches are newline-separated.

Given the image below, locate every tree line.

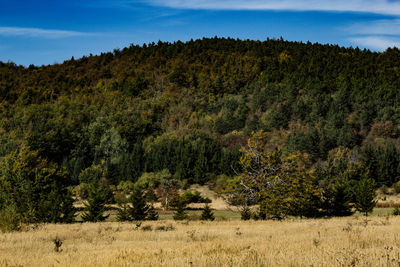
left=1, top=37, right=400, bottom=226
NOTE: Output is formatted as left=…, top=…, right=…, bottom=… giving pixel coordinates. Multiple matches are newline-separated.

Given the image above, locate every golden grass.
left=1, top=216, right=400, bottom=266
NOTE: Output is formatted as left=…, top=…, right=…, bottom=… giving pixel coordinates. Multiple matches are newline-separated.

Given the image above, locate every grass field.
left=1, top=215, right=400, bottom=266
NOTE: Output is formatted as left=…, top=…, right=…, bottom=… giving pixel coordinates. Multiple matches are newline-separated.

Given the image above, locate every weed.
left=187, top=230, right=197, bottom=241
left=141, top=225, right=153, bottom=231
left=155, top=224, right=175, bottom=231
left=235, top=227, right=242, bottom=236
left=53, top=236, right=63, bottom=253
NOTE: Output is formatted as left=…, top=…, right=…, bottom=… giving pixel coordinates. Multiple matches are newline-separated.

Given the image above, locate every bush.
left=181, top=190, right=212, bottom=204
left=393, top=182, right=400, bottom=194
left=117, top=181, right=135, bottom=194
left=141, top=225, right=153, bottom=231
left=0, top=206, right=21, bottom=233
left=241, top=207, right=251, bottom=221
left=393, top=207, right=400, bottom=216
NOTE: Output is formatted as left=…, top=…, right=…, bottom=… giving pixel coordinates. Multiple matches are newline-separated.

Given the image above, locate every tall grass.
left=1, top=216, right=400, bottom=266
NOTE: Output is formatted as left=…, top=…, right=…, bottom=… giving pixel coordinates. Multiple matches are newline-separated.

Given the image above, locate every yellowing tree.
left=235, top=130, right=320, bottom=219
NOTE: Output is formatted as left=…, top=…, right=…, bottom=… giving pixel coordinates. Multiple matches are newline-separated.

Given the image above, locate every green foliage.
left=3, top=38, right=400, bottom=215
left=146, top=204, right=159, bottom=221
left=322, top=180, right=354, bottom=217
left=117, top=180, right=136, bottom=194
left=78, top=165, right=103, bottom=184
left=393, top=181, right=400, bottom=194
left=234, top=130, right=321, bottom=219
left=81, top=180, right=111, bottom=222
left=173, top=200, right=188, bottom=221
left=240, top=207, right=251, bottom=221
left=201, top=204, right=215, bottom=221
left=0, top=145, right=76, bottom=223
left=116, top=186, right=158, bottom=221
left=354, top=177, right=377, bottom=217
left=0, top=205, right=21, bottom=232
left=116, top=202, right=131, bottom=222
left=393, top=206, right=400, bottom=216
left=180, top=190, right=211, bottom=205
left=129, top=186, right=150, bottom=221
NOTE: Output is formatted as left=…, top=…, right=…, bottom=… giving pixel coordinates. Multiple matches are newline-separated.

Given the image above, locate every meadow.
left=1, top=215, right=400, bottom=267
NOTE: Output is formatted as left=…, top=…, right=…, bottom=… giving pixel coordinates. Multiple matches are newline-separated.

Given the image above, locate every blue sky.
left=1, top=0, right=400, bottom=66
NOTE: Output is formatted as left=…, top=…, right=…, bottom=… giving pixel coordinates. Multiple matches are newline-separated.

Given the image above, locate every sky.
left=1, top=0, right=400, bottom=66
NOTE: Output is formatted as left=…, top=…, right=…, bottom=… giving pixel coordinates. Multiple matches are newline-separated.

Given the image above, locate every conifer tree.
left=173, top=200, right=187, bottom=220
left=146, top=204, right=159, bottom=221
left=116, top=192, right=131, bottom=222
left=82, top=181, right=110, bottom=222
left=201, top=203, right=215, bottom=221
left=129, top=187, right=150, bottom=220
left=354, top=177, right=376, bottom=217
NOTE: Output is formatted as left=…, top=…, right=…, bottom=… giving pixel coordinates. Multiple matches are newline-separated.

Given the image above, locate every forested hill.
left=1, top=37, right=400, bottom=186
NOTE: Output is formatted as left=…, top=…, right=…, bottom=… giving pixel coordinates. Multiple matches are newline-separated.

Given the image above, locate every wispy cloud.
left=346, top=19, right=400, bottom=36
left=0, top=26, right=93, bottom=38
left=349, top=36, right=400, bottom=50
left=140, top=0, right=400, bottom=15
left=345, top=19, right=400, bottom=50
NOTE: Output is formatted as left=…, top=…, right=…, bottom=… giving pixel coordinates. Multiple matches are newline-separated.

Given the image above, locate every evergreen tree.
left=323, top=181, right=354, bottom=217
left=116, top=203, right=131, bottom=222
left=201, top=204, right=215, bottom=221
left=0, top=145, right=76, bottom=223
left=173, top=200, right=187, bottom=220
left=354, top=177, right=376, bottom=217
left=129, top=187, right=150, bottom=220
left=115, top=192, right=131, bottom=222
left=146, top=204, right=159, bottom=221
left=81, top=181, right=110, bottom=222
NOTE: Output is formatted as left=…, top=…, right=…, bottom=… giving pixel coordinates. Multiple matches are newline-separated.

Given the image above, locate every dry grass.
left=376, top=194, right=400, bottom=208
left=1, top=216, right=400, bottom=266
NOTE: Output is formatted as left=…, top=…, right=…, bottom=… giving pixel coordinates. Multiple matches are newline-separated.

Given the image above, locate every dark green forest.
left=1, top=37, right=400, bottom=223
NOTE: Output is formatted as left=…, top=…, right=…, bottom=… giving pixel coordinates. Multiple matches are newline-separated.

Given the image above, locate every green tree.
left=354, top=177, right=376, bottom=217
left=115, top=193, right=131, bottom=222
left=201, top=204, right=215, bottom=221
left=129, top=186, right=150, bottom=220
left=173, top=200, right=188, bottom=220
left=322, top=180, right=354, bottom=217
left=235, top=130, right=320, bottom=219
left=157, top=169, right=179, bottom=210
left=81, top=180, right=111, bottom=222
left=0, top=145, right=75, bottom=223
left=146, top=204, right=159, bottom=221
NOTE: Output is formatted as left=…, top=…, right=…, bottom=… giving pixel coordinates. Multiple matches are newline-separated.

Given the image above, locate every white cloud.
left=0, top=26, right=92, bottom=38
left=349, top=36, right=400, bottom=50
left=346, top=19, right=400, bottom=35
left=140, top=0, right=400, bottom=15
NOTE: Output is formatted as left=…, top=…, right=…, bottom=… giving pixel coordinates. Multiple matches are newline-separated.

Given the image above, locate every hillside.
left=1, top=37, right=400, bottom=187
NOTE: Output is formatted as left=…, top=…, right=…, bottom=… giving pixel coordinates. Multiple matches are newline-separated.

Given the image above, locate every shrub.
left=117, top=181, right=135, bottom=194
left=0, top=205, right=21, bottom=233
left=141, top=225, right=153, bottom=231
left=393, top=182, right=400, bottom=194
left=155, top=224, right=175, bottom=231
left=241, top=207, right=251, bottom=221
left=181, top=191, right=211, bottom=204
left=146, top=204, right=159, bottom=221
left=393, top=207, right=400, bottom=216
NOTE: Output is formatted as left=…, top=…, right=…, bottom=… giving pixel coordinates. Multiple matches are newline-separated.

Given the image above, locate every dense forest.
left=1, top=37, right=400, bottom=223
